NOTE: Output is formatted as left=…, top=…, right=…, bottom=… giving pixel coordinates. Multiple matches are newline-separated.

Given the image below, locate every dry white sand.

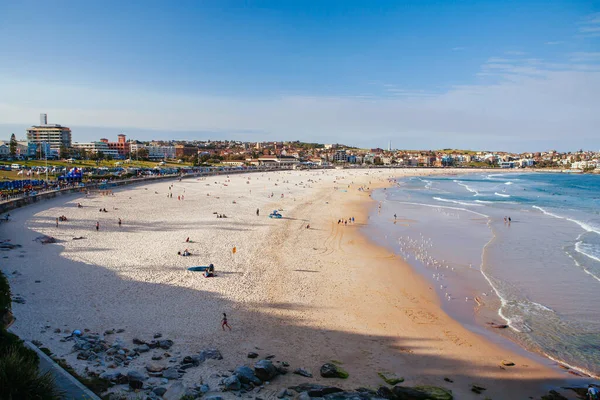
left=2, top=168, right=580, bottom=399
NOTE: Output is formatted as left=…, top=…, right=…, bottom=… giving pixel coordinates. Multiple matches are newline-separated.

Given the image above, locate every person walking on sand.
left=118, top=218, right=122, bottom=227
left=221, top=313, right=232, bottom=331
left=56, top=217, right=59, bottom=227
left=96, top=221, right=99, bottom=231
left=256, top=208, right=260, bottom=216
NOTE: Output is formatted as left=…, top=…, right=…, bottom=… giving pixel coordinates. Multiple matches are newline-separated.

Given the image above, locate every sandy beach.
left=1, top=168, right=582, bottom=398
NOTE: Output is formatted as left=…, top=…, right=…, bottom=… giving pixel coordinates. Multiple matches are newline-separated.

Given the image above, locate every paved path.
left=25, top=341, right=101, bottom=400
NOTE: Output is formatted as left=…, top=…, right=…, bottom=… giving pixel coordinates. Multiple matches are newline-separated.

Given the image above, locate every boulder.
left=234, top=365, right=262, bottom=385
left=162, top=367, right=181, bottom=380
left=135, top=344, right=150, bottom=353
left=223, top=375, right=242, bottom=391
left=378, top=372, right=404, bottom=385
left=198, top=348, right=223, bottom=361
left=289, top=383, right=344, bottom=397
left=254, top=359, right=278, bottom=381
left=247, top=352, right=259, bottom=359
left=158, top=339, right=174, bottom=349
left=126, top=370, right=146, bottom=383
left=199, top=384, right=210, bottom=393
left=320, top=363, right=349, bottom=379
left=152, top=387, right=168, bottom=396
left=376, top=386, right=394, bottom=399
left=392, top=385, right=453, bottom=400
left=146, top=362, right=165, bottom=373
left=163, top=381, right=186, bottom=400
left=293, top=368, right=313, bottom=378
left=99, top=371, right=122, bottom=382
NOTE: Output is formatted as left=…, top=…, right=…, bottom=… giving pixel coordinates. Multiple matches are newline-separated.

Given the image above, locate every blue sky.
left=0, top=0, right=599, bottom=151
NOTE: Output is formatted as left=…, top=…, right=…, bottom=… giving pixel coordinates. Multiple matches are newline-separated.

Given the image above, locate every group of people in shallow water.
left=337, top=217, right=355, bottom=226
left=503, top=216, right=512, bottom=224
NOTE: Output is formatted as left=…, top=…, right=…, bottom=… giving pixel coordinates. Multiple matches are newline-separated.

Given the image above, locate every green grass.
left=0, top=159, right=193, bottom=181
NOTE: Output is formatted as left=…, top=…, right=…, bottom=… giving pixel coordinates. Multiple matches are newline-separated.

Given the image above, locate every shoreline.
left=2, top=168, right=588, bottom=398
left=366, top=172, right=600, bottom=381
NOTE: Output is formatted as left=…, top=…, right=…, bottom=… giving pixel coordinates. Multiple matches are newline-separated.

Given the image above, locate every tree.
left=136, top=148, right=149, bottom=160
left=9, top=134, right=17, bottom=157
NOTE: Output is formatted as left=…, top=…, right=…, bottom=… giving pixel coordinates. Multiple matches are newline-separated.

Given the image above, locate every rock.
left=152, top=355, right=163, bottom=361
left=378, top=372, right=404, bottom=385
left=376, top=386, right=394, bottom=399
left=163, top=381, right=186, bottom=400
left=254, top=359, right=278, bottom=381
left=391, top=386, right=453, bottom=400
left=126, top=370, right=146, bottom=383
left=132, top=337, right=146, bottom=345
left=289, top=383, right=344, bottom=397
left=282, top=361, right=290, bottom=367
left=199, top=384, right=210, bottom=393
left=297, top=393, right=311, bottom=400
left=135, top=344, right=150, bottom=353
left=235, top=366, right=262, bottom=385
left=198, top=348, right=223, bottom=361
left=146, top=362, right=165, bottom=373
left=116, top=328, right=125, bottom=333
left=293, top=368, right=313, bottom=378
left=277, top=388, right=290, bottom=398
left=224, top=375, right=242, bottom=391
left=154, top=333, right=162, bottom=339
left=158, top=339, right=174, bottom=349
left=265, top=355, right=276, bottom=360
left=162, top=368, right=180, bottom=380
left=153, top=387, right=168, bottom=396
left=320, top=363, right=349, bottom=379
left=501, top=360, right=515, bottom=366
left=104, top=329, right=115, bottom=335
left=54, top=328, right=61, bottom=333
left=247, top=352, right=259, bottom=359
left=99, top=371, right=122, bottom=382
left=180, top=363, right=195, bottom=370
left=183, top=355, right=200, bottom=366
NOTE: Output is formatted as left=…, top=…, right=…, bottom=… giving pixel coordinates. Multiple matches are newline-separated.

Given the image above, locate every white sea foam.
left=566, top=250, right=600, bottom=283
left=504, top=182, right=513, bottom=185
left=433, top=197, right=483, bottom=207
left=533, top=206, right=600, bottom=235
left=494, top=192, right=510, bottom=198
left=453, top=180, right=480, bottom=196
left=575, top=241, right=600, bottom=263
left=393, top=201, right=490, bottom=218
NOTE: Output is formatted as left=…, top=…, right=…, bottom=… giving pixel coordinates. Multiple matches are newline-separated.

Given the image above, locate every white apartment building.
left=72, top=142, right=119, bottom=158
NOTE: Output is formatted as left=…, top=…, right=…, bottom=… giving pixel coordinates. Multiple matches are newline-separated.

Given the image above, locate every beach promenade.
left=1, top=168, right=579, bottom=399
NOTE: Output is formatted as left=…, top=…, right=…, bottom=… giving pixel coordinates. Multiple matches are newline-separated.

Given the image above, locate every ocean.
left=366, top=172, right=600, bottom=377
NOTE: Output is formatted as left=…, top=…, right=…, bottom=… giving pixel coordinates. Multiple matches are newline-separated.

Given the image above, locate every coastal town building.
left=72, top=141, right=119, bottom=158
left=26, top=113, right=72, bottom=156
left=99, top=134, right=130, bottom=158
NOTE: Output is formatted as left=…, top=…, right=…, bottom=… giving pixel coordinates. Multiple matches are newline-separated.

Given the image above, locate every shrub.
left=0, top=345, right=64, bottom=400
